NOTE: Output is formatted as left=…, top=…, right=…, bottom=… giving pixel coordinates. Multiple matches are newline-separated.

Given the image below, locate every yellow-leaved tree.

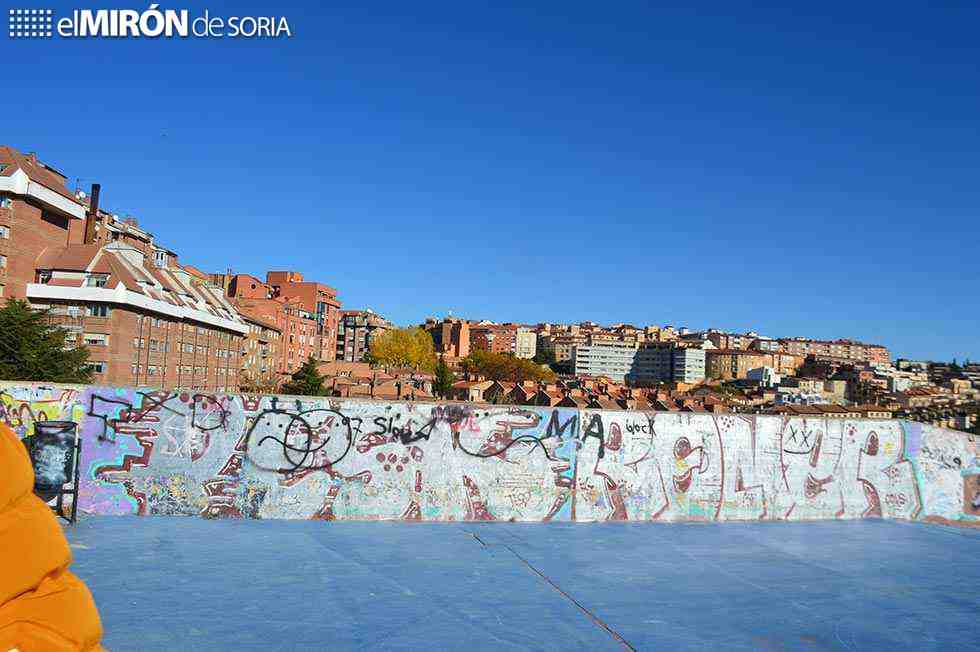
left=367, top=327, right=437, bottom=372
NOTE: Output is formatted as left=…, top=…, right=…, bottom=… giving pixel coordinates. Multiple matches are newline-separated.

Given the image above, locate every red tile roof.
left=0, top=145, right=77, bottom=202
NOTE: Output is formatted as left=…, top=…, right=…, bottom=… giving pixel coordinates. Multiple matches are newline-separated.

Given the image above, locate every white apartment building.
left=572, top=342, right=706, bottom=385
left=573, top=341, right=640, bottom=380
left=515, top=327, right=537, bottom=359
left=671, top=347, right=706, bottom=383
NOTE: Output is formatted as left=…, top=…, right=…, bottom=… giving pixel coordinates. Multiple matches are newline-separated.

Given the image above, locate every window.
left=86, top=304, right=111, bottom=317
left=83, top=333, right=109, bottom=346
left=148, top=365, right=158, bottom=376
left=86, top=274, right=109, bottom=288
left=183, top=343, right=194, bottom=353
left=0, top=225, right=8, bottom=238
left=86, top=362, right=106, bottom=374
left=0, top=255, right=5, bottom=269
left=131, top=364, right=141, bottom=375
left=154, top=250, right=167, bottom=267
left=0, top=196, right=11, bottom=209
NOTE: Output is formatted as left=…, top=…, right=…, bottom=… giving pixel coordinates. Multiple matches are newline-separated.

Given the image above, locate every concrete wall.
left=2, top=382, right=978, bottom=524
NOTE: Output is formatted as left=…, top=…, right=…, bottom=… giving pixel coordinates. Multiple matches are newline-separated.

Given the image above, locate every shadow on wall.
left=1, top=382, right=978, bottom=524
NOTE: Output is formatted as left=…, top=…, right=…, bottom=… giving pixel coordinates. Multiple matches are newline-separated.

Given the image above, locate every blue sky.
left=4, top=2, right=978, bottom=361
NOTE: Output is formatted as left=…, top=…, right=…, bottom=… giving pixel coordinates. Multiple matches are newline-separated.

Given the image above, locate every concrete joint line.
left=503, top=544, right=635, bottom=651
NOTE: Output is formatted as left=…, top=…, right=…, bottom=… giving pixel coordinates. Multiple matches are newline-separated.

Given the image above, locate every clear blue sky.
left=4, top=2, right=978, bottom=361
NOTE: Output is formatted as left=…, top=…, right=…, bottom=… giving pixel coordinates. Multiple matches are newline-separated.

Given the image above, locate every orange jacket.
left=0, top=422, right=104, bottom=651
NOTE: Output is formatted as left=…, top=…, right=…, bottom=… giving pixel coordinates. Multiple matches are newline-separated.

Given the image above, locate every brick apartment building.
left=227, top=271, right=341, bottom=376
left=469, top=323, right=537, bottom=359
left=777, top=338, right=890, bottom=365
left=705, top=349, right=805, bottom=381
left=424, top=317, right=470, bottom=360
left=0, top=146, right=88, bottom=300
left=239, top=312, right=282, bottom=389
left=470, top=323, right=518, bottom=355
left=0, top=145, right=248, bottom=390
left=539, top=333, right=587, bottom=364
left=336, top=309, right=391, bottom=362
left=266, top=271, right=341, bottom=364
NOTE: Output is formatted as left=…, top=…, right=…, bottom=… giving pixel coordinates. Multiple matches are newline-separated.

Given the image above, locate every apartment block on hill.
left=239, top=312, right=282, bottom=389
left=777, top=337, right=890, bottom=365
left=1, top=145, right=248, bottom=390
left=266, top=271, right=341, bottom=364
left=226, top=273, right=331, bottom=376
left=425, top=317, right=470, bottom=360
left=573, top=341, right=707, bottom=385
left=336, top=309, right=391, bottom=362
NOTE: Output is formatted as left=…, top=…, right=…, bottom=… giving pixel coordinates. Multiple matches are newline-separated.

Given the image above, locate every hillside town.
left=2, top=144, right=977, bottom=432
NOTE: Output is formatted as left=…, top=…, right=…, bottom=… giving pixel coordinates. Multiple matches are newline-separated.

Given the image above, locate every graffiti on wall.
left=2, top=383, right=977, bottom=524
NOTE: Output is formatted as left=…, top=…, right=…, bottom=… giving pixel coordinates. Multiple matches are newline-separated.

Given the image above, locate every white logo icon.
left=9, top=8, right=54, bottom=38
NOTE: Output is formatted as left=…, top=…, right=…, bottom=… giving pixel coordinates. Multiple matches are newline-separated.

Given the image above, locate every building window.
left=0, top=225, right=8, bottom=238
left=86, top=362, right=107, bottom=374
left=83, top=333, right=109, bottom=346
left=0, top=255, right=6, bottom=269
left=86, top=304, right=111, bottom=317
left=148, top=365, right=158, bottom=376
left=0, top=196, right=11, bottom=209
left=154, top=250, right=167, bottom=268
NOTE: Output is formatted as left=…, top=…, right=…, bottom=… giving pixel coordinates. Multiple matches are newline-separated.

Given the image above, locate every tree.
left=462, top=349, right=555, bottom=383
left=0, top=299, right=93, bottom=383
left=367, top=327, right=437, bottom=372
left=532, top=348, right=556, bottom=366
left=239, top=371, right=280, bottom=395
left=433, top=358, right=455, bottom=398
left=279, top=356, right=327, bottom=397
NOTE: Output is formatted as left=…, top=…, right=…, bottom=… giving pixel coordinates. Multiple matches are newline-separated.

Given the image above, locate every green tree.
left=532, top=348, right=556, bottom=366
left=433, top=358, right=455, bottom=398
left=0, top=299, right=93, bottom=383
left=279, top=356, right=327, bottom=397
left=368, top=327, right=437, bottom=371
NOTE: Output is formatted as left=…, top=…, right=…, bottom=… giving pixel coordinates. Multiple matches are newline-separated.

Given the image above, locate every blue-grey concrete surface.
left=63, top=518, right=980, bottom=651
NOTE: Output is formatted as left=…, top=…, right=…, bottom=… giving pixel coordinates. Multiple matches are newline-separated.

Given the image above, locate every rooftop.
left=65, top=517, right=980, bottom=650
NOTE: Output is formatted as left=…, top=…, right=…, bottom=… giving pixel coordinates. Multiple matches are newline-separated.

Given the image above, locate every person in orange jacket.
left=0, top=421, right=104, bottom=651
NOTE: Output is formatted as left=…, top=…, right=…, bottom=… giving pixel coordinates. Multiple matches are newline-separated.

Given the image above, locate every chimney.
left=84, top=183, right=101, bottom=244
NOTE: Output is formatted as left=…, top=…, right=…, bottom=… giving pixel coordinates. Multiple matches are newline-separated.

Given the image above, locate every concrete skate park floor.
left=64, top=517, right=980, bottom=651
